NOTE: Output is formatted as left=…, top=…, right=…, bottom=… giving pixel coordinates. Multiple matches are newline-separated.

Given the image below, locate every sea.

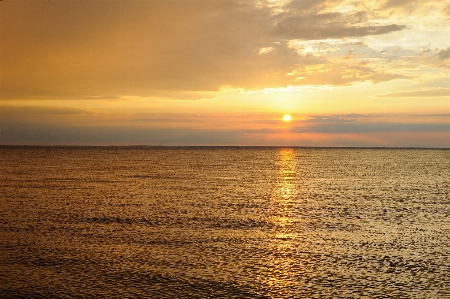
left=0, top=147, right=449, bottom=298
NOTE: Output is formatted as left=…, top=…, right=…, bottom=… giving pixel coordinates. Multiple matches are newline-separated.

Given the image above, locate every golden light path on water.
left=267, top=148, right=298, bottom=297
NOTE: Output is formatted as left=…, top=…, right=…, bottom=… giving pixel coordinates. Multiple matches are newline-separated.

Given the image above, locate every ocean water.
left=0, top=147, right=449, bottom=298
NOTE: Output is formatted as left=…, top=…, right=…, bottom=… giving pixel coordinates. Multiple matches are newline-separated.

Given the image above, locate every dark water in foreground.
left=0, top=147, right=449, bottom=298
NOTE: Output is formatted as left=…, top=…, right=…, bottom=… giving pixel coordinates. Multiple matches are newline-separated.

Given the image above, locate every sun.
left=283, top=114, right=291, bottom=122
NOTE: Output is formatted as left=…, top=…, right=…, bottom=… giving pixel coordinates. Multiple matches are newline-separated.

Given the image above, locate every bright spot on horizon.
left=283, top=115, right=292, bottom=122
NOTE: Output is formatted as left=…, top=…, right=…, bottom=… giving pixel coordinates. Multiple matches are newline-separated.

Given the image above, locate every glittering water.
left=0, top=147, right=449, bottom=298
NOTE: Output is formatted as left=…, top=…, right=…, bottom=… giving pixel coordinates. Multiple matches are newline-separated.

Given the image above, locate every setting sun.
left=283, top=115, right=291, bottom=122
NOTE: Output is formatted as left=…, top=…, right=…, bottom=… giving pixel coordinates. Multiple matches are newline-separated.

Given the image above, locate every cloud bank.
left=0, top=0, right=419, bottom=100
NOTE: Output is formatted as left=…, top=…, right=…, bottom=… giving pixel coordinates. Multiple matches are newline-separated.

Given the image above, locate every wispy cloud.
left=377, top=88, right=450, bottom=97
left=292, top=122, right=450, bottom=133
left=0, top=105, right=94, bottom=116
left=272, top=14, right=405, bottom=40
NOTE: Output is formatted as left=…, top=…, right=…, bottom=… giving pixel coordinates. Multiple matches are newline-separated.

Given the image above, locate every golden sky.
left=1, top=0, right=449, bottom=146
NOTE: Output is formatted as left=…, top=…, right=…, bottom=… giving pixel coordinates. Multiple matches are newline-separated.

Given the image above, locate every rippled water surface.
left=1, top=147, right=449, bottom=298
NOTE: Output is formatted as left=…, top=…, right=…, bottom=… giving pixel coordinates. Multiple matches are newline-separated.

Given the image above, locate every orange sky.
left=1, top=0, right=449, bottom=146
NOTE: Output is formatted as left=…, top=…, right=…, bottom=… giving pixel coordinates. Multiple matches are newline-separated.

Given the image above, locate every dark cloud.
left=381, top=0, right=418, bottom=10
left=0, top=106, right=92, bottom=116
left=411, top=114, right=450, bottom=117
left=437, top=47, right=450, bottom=60
left=285, top=0, right=342, bottom=12
left=292, top=122, right=450, bottom=133
left=0, top=123, right=242, bottom=145
left=289, top=113, right=450, bottom=135
left=272, top=14, right=405, bottom=40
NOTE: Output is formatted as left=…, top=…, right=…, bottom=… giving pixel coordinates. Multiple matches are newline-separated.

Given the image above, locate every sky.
left=1, top=0, right=449, bottom=147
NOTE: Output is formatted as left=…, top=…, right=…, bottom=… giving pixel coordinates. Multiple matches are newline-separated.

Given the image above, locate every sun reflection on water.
left=266, top=148, right=299, bottom=297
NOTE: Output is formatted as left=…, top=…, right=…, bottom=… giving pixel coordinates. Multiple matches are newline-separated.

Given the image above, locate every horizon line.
left=1, top=145, right=449, bottom=150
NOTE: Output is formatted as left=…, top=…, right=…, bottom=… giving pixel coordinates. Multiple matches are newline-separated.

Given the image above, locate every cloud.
left=437, top=47, right=450, bottom=60
left=0, top=105, right=99, bottom=129
left=0, top=1, right=304, bottom=98
left=377, top=88, right=450, bottom=97
left=273, top=15, right=405, bottom=40
left=285, top=0, right=332, bottom=11
left=366, top=72, right=411, bottom=83
left=0, top=0, right=410, bottom=100
left=378, top=0, right=450, bottom=15
left=1, top=108, right=448, bottom=146
left=381, top=0, right=419, bottom=10
left=0, top=105, right=93, bottom=116
left=141, top=90, right=219, bottom=101
left=292, top=121, right=450, bottom=134
left=285, top=61, right=411, bottom=86
left=443, top=5, right=450, bottom=17
left=286, top=114, right=450, bottom=139
left=0, top=123, right=244, bottom=146
left=302, top=114, right=368, bottom=123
